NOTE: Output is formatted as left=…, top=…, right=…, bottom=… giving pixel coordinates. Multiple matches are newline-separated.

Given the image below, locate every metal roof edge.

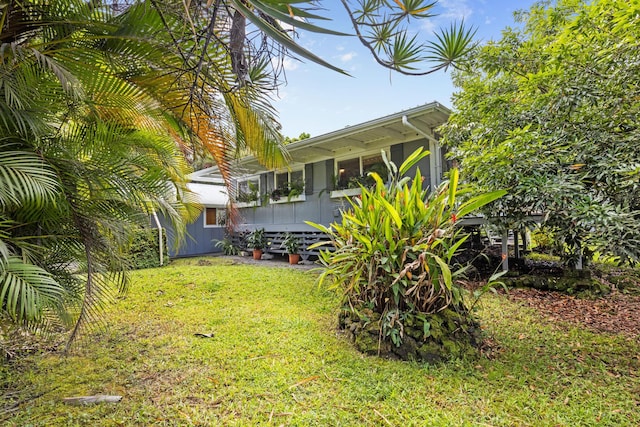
left=282, top=101, right=449, bottom=154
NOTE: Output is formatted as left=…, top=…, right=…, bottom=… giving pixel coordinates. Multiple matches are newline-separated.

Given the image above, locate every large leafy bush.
left=309, top=149, right=505, bottom=361
left=441, top=0, right=640, bottom=266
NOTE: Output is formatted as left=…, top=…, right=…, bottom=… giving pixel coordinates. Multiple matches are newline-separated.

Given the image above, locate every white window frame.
left=271, top=168, right=306, bottom=204
left=273, top=168, right=304, bottom=188
left=332, top=148, right=389, bottom=197
left=236, top=175, right=261, bottom=208
left=203, top=207, right=226, bottom=228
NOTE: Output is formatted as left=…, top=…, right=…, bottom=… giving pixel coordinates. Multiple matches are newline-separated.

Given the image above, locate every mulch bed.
left=507, top=288, right=640, bottom=338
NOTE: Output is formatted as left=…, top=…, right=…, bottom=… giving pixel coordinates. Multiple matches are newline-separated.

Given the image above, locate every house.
left=193, top=102, right=451, bottom=259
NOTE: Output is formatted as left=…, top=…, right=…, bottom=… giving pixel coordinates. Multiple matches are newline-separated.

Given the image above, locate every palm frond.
left=425, top=21, right=477, bottom=71
left=0, top=146, right=59, bottom=209
left=0, top=256, right=66, bottom=326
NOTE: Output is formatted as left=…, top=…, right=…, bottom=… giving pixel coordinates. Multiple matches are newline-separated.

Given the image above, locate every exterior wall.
left=237, top=159, right=337, bottom=231
left=236, top=137, right=436, bottom=231
left=159, top=211, right=225, bottom=258
left=398, top=139, right=432, bottom=188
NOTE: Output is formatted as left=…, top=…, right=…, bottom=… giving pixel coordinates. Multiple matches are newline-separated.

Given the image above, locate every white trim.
left=330, top=188, right=362, bottom=199
left=203, top=207, right=226, bottom=228
left=236, top=200, right=261, bottom=208
left=152, top=211, right=163, bottom=266
left=236, top=175, right=261, bottom=205
left=219, top=103, right=450, bottom=173
left=274, top=167, right=305, bottom=187
left=187, top=166, right=225, bottom=184
left=269, top=194, right=306, bottom=204
left=334, top=148, right=390, bottom=191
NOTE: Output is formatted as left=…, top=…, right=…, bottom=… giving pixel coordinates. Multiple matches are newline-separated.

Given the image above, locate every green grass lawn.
left=2, top=257, right=640, bottom=426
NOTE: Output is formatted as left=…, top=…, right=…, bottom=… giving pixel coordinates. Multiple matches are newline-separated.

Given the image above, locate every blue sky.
left=272, top=0, right=538, bottom=138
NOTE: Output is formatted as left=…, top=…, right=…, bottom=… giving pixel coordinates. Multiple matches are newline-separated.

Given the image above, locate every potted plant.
left=246, top=228, right=266, bottom=260
left=281, top=232, right=301, bottom=265
left=270, top=180, right=305, bottom=202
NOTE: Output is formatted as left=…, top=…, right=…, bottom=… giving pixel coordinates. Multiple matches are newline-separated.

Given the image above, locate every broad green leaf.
left=305, top=220, right=330, bottom=233
left=433, top=255, right=452, bottom=289
left=456, top=189, right=507, bottom=218
left=448, top=168, right=459, bottom=209
left=399, top=147, right=430, bottom=175
left=445, top=234, right=469, bottom=260
left=380, top=197, right=402, bottom=228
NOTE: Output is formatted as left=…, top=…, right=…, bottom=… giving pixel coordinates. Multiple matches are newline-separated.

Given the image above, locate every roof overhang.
left=191, top=102, right=450, bottom=178
left=235, top=102, right=450, bottom=173
left=187, top=182, right=228, bottom=207
left=187, top=167, right=225, bottom=184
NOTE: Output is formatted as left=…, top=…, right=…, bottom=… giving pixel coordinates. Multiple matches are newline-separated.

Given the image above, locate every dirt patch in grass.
left=508, top=288, right=640, bottom=338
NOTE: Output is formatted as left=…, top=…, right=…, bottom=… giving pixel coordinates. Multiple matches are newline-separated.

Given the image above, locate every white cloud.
left=438, top=0, right=473, bottom=20
left=420, top=0, right=473, bottom=34
left=339, top=51, right=357, bottom=63
left=421, top=18, right=438, bottom=34
left=283, top=57, right=300, bottom=71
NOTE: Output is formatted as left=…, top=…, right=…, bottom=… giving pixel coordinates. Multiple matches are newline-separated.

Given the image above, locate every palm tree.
left=0, top=0, right=289, bottom=346
left=0, top=1, right=205, bottom=344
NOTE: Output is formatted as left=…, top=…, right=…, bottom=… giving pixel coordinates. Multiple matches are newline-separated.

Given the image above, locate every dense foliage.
left=0, top=0, right=281, bottom=344
left=127, top=229, right=167, bottom=270
left=441, top=0, right=640, bottom=266
left=309, top=149, right=505, bottom=360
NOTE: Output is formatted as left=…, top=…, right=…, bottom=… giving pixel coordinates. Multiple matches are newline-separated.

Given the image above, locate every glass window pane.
left=362, top=153, right=385, bottom=176
left=237, top=179, right=259, bottom=202
left=276, top=172, right=288, bottom=189
left=216, top=209, right=227, bottom=226
left=337, top=158, right=360, bottom=189
left=290, top=170, right=304, bottom=190
left=205, top=208, right=217, bottom=225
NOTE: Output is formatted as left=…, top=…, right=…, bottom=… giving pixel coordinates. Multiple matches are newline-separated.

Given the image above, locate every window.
left=204, top=207, right=226, bottom=227
left=362, top=153, right=385, bottom=176
left=337, top=157, right=360, bottom=189
left=336, top=152, right=387, bottom=189
left=274, top=169, right=304, bottom=190
left=271, top=169, right=305, bottom=202
left=236, top=178, right=260, bottom=203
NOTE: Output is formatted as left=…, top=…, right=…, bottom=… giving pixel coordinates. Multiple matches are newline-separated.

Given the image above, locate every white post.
left=576, top=246, right=583, bottom=270
left=501, top=230, right=509, bottom=271
left=152, top=211, right=164, bottom=266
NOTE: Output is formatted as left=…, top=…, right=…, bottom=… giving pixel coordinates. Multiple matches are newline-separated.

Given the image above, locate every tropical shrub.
left=308, top=148, right=505, bottom=362
left=213, top=236, right=240, bottom=256
left=246, top=228, right=267, bottom=250
left=440, top=0, right=640, bottom=267
left=127, top=228, right=168, bottom=270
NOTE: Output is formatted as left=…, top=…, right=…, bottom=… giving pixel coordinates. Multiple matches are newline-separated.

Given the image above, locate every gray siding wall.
left=162, top=213, right=225, bottom=257
left=237, top=159, right=336, bottom=231
left=237, top=138, right=435, bottom=231
left=401, top=138, right=432, bottom=189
